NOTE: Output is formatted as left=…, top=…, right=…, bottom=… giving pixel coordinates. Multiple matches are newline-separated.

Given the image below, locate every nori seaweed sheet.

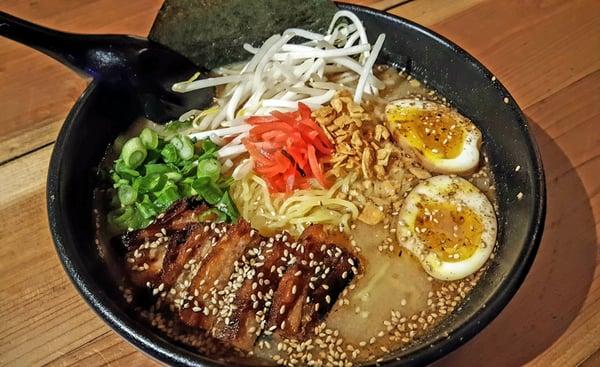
left=149, top=0, right=338, bottom=69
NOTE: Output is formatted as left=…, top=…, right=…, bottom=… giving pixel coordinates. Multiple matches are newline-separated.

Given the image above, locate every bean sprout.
left=173, top=10, right=386, bottom=177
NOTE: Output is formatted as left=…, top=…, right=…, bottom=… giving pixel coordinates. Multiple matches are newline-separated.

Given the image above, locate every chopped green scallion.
left=140, top=128, right=159, bottom=150
left=118, top=184, right=138, bottom=206
left=197, top=158, right=221, bottom=182
left=121, top=137, right=147, bottom=168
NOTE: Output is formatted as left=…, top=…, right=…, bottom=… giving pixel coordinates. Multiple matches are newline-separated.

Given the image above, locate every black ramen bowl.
left=47, top=3, right=546, bottom=366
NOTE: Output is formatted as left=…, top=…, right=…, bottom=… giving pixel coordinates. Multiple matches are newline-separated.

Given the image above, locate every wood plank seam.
left=521, top=69, right=600, bottom=113
left=0, top=141, right=55, bottom=166
left=381, top=0, right=415, bottom=11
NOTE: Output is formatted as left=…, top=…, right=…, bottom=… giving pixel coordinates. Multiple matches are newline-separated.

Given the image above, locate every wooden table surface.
left=0, top=0, right=598, bottom=366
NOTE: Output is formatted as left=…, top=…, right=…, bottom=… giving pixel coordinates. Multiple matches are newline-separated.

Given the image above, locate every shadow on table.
left=431, top=119, right=598, bottom=367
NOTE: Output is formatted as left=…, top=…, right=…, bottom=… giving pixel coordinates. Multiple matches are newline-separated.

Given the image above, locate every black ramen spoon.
left=0, top=11, right=214, bottom=123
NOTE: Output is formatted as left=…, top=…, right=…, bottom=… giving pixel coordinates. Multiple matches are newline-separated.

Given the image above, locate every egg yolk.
left=414, top=201, right=483, bottom=262
left=387, top=106, right=465, bottom=159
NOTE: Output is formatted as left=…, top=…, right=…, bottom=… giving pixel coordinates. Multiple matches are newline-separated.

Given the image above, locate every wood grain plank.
left=580, top=348, right=600, bottom=367
left=353, top=0, right=412, bottom=10
left=0, top=0, right=163, bottom=163
left=0, top=148, right=100, bottom=366
left=0, top=145, right=153, bottom=366
left=389, top=0, right=600, bottom=109
left=43, top=331, right=154, bottom=367
left=389, top=0, right=485, bottom=26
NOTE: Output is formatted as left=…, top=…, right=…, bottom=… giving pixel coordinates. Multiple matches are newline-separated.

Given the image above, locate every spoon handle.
left=0, top=11, right=99, bottom=77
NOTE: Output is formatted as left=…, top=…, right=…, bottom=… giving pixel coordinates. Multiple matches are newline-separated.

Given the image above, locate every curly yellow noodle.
left=230, top=174, right=358, bottom=237
left=251, top=175, right=276, bottom=214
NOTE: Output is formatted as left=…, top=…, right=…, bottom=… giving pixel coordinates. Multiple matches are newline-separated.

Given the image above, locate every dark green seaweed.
left=149, top=0, right=337, bottom=70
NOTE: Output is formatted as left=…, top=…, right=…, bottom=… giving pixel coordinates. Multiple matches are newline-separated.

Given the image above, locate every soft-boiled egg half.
left=386, top=99, right=482, bottom=174
left=397, top=175, right=497, bottom=281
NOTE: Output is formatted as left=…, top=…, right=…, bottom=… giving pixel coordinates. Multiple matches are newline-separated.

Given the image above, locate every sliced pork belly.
left=265, top=261, right=307, bottom=337
left=124, top=229, right=189, bottom=288
left=210, top=234, right=293, bottom=351
left=179, top=220, right=260, bottom=330
left=266, top=225, right=359, bottom=338
left=158, top=222, right=231, bottom=312
left=299, top=249, right=356, bottom=331
left=121, top=198, right=208, bottom=251
left=120, top=199, right=208, bottom=288
left=120, top=204, right=361, bottom=351
left=160, top=222, right=226, bottom=288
